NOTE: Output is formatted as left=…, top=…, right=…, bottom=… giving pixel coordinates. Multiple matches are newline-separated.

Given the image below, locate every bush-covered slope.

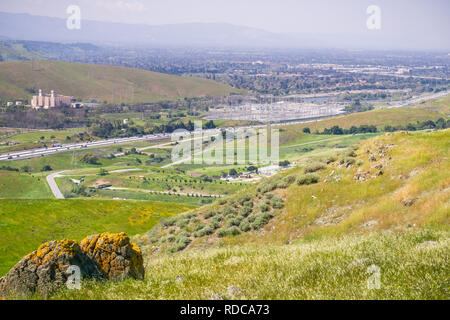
left=135, top=129, right=449, bottom=253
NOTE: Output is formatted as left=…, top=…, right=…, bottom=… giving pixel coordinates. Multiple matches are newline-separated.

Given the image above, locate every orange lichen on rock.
left=80, top=232, right=145, bottom=280
left=25, top=239, right=79, bottom=270
left=0, top=232, right=144, bottom=298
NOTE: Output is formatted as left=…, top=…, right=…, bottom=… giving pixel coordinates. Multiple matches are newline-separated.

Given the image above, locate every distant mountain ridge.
left=0, top=11, right=423, bottom=50
left=0, top=12, right=285, bottom=48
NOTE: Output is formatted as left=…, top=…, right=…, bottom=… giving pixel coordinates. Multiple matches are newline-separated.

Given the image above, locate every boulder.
left=0, top=233, right=144, bottom=298
left=80, top=232, right=145, bottom=281
left=0, top=239, right=102, bottom=298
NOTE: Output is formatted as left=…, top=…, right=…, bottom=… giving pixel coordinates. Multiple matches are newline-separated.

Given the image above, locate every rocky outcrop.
left=80, top=233, right=144, bottom=281
left=0, top=233, right=144, bottom=298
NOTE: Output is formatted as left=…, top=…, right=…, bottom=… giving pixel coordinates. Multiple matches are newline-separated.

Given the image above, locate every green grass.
left=94, top=189, right=213, bottom=206
left=0, top=171, right=53, bottom=198
left=2, top=130, right=449, bottom=300
left=0, top=60, right=243, bottom=103
left=0, top=128, right=86, bottom=153
left=50, top=229, right=449, bottom=300
left=0, top=199, right=194, bottom=276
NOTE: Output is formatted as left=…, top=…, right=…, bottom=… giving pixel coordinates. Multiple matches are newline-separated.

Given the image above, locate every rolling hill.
left=40, top=129, right=450, bottom=300
left=1, top=129, right=448, bottom=299
left=0, top=60, right=241, bottom=103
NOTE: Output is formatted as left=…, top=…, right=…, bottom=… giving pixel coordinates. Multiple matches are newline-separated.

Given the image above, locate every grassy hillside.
left=0, top=199, right=194, bottom=276
left=2, top=129, right=449, bottom=299
left=0, top=42, right=43, bottom=62
left=283, top=94, right=450, bottom=134
left=54, top=230, right=449, bottom=300
left=56, top=129, right=446, bottom=300
left=0, top=60, right=242, bottom=103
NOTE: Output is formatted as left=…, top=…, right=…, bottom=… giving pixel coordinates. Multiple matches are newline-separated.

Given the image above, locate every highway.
left=0, top=121, right=318, bottom=162
left=0, top=91, right=447, bottom=162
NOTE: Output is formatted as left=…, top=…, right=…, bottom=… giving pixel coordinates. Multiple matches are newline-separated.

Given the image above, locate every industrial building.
left=31, top=90, right=74, bottom=109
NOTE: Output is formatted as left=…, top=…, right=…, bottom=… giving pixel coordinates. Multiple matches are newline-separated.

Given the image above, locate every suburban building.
left=31, top=90, right=74, bottom=109
left=258, top=165, right=281, bottom=176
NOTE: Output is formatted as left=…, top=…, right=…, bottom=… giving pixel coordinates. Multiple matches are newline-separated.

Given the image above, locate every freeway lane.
left=0, top=134, right=172, bottom=161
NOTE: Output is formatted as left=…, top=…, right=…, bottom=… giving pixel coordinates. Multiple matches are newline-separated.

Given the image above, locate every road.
left=381, top=91, right=448, bottom=109
left=0, top=91, right=447, bottom=162
left=46, top=171, right=66, bottom=199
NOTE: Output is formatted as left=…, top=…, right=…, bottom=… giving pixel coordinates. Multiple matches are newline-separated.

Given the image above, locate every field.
left=0, top=171, right=52, bottom=198
left=0, top=60, right=242, bottom=103
left=0, top=199, right=194, bottom=276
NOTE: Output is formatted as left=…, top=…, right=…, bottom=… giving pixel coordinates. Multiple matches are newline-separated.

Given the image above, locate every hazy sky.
left=1, top=0, right=449, bottom=48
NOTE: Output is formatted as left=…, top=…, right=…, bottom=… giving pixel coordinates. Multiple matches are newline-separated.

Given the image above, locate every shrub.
left=203, top=210, right=217, bottom=219
left=168, top=232, right=192, bottom=252
left=217, top=226, right=241, bottom=237
left=243, top=200, right=254, bottom=208
left=225, top=226, right=241, bottom=236
left=195, top=224, right=205, bottom=232
left=283, top=174, right=299, bottom=185
left=41, top=165, right=53, bottom=172
left=216, top=228, right=227, bottom=238
left=240, top=206, right=252, bottom=217
left=194, top=226, right=214, bottom=237
left=208, top=221, right=221, bottom=230
left=304, top=162, right=326, bottom=173
left=251, top=213, right=274, bottom=230
left=239, top=220, right=251, bottom=232
left=80, top=153, right=100, bottom=165
left=272, top=196, right=284, bottom=209
left=276, top=180, right=289, bottom=189
left=297, top=173, right=320, bottom=185
left=161, top=216, right=177, bottom=227
left=260, top=204, right=270, bottom=212
left=177, top=231, right=190, bottom=239
left=237, top=195, right=252, bottom=205
left=226, top=217, right=243, bottom=228
left=223, top=207, right=236, bottom=217
left=176, top=218, right=189, bottom=228
left=185, top=212, right=198, bottom=219
left=211, top=215, right=223, bottom=224
left=256, top=178, right=280, bottom=194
